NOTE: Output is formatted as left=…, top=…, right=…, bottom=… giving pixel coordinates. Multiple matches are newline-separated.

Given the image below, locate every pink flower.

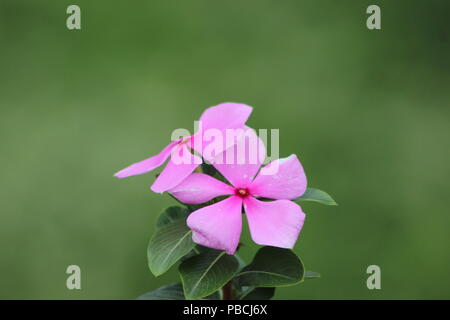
left=168, top=131, right=307, bottom=254
left=114, top=103, right=252, bottom=193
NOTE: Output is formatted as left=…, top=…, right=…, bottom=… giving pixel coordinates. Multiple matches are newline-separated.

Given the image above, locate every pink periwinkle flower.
left=168, top=131, right=308, bottom=254
left=114, top=103, right=252, bottom=193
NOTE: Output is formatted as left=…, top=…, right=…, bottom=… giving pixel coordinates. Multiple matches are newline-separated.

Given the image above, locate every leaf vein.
left=189, top=251, right=226, bottom=297
left=159, top=230, right=192, bottom=270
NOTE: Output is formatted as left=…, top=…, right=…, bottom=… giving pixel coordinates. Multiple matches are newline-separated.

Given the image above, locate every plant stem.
left=222, top=280, right=233, bottom=300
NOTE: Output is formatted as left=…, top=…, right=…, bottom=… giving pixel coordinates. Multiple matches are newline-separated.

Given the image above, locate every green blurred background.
left=1, top=0, right=449, bottom=299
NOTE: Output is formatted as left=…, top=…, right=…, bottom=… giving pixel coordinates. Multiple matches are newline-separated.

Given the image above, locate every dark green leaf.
left=239, top=287, right=275, bottom=300
left=204, top=291, right=221, bottom=300
left=201, top=162, right=218, bottom=176
left=180, top=249, right=199, bottom=262
left=296, top=187, right=337, bottom=206
left=180, top=245, right=213, bottom=262
left=137, top=282, right=185, bottom=300
left=147, top=219, right=196, bottom=276
left=235, top=253, right=247, bottom=271
left=237, top=247, right=304, bottom=287
left=179, top=249, right=240, bottom=300
left=156, top=206, right=189, bottom=228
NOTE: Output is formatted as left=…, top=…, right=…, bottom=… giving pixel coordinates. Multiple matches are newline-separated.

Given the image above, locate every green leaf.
left=147, top=219, right=196, bottom=276
left=179, top=248, right=240, bottom=300
left=156, top=206, right=189, bottom=228
left=239, top=287, right=275, bottom=300
left=137, top=282, right=185, bottom=300
left=237, top=247, right=304, bottom=287
left=204, top=291, right=221, bottom=300
left=138, top=282, right=219, bottom=301
left=235, top=253, right=247, bottom=271
left=200, top=162, right=218, bottom=176
left=296, top=187, right=337, bottom=206
left=305, top=271, right=321, bottom=279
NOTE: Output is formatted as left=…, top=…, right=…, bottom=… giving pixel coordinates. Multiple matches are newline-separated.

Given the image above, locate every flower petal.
left=169, top=173, right=234, bottom=204
left=199, top=102, right=253, bottom=132
left=187, top=196, right=243, bottom=254
left=243, top=197, right=305, bottom=249
left=114, top=140, right=180, bottom=178
left=250, top=154, right=307, bottom=200
left=151, top=144, right=201, bottom=193
left=190, top=103, right=253, bottom=160
left=212, top=128, right=266, bottom=188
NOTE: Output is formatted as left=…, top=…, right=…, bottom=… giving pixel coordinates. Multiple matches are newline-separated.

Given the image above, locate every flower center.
left=235, top=188, right=250, bottom=198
